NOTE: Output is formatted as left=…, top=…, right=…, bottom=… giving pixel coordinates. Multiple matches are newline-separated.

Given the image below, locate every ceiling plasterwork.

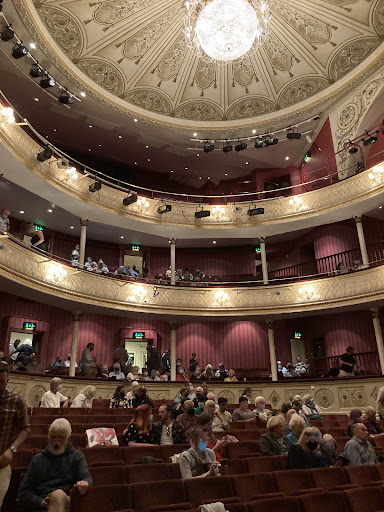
left=11, top=0, right=384, bottom=129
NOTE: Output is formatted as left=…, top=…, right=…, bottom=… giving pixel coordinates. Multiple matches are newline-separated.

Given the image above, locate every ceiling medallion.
left=184, top=0, right=270, bottom=64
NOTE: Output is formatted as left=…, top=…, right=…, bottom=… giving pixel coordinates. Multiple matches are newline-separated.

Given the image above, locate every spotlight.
left=353, top=162, right=365, bottom=175
left=30, top=64, right=45, bottom=78
left=157, top=203, right=172, bottom=214
left=58, top=92, right=74, bottom=105
left=349, top=146, right=358, bottom=155
left=247, top=207, right=265, bottom=216
left=265, top=136, right=278, bottom=146
left=363, top=131, right=378, bottom=146
left=89, top=181, right=101, bottom=193
left=122, top=193, right=138, bottom=206
left=37, top=146, right=53, bottom=162
left=204, top=142, right=214, bottom=153
left=235, top=141, right=247, bottom=152
left=195, top=209, right=211, bottom=219
left=40, top=76, right=55, bottom=89
left=12, top=43, right=28, bottom=59
left=255, top=138, right=265, bottom=149
left=1, top=26, right=14, bottom=42
left=287, top=130, right=302, bottom=140
left=223, top=143, right=232, bottom=153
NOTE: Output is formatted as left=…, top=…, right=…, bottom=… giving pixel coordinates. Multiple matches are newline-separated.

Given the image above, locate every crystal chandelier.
left=184, top=0, right=270, bottom=64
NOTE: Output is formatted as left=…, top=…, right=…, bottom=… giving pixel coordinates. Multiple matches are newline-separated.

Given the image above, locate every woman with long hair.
left=71, top=385, right=96, bottom=408
left=123, top=404, right=154, bottom=446
left=287, top=426, right=328, bottom=469
left=179, top=426, right=219, bottom=479
left=109, top=384, right=130, bottom=408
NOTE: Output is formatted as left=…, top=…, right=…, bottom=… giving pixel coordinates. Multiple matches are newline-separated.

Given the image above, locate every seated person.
left=174, top=387, right=190, bottom=415
left=114, top=266, right=126, bottom=276
left=286, top=414, right=305, bottom=445
left=224, top=369, right=238, bottom=382
left=320, top=434, right=340, bottom=466
left=19, top=418, right=91, bottom=511
left=127, top=365, right=140, bottom=381
left=253, top=396, right=272, bottom=423
left=63, top=355, right=77, bottom=369
left=132, top=386, right=154, bottom=408
left=302, top=394, right=323, bottom=419
left=202, top=364, right=214, bottom=380
left=26, top=353, right=45, bottom=374
left=212, top=397, right=232, bottom=431
left=284, top=363, right=301, bottom=378
left=109, top=362, right=125, bottom=380
left=215, top=363, right=228, bottom=380
left=283, top=408, right=297, bottom=436
left=347, top=409, right=363, bottom=437
left=176, top=399, right=196, bottom=440
left=277, top=360, right=287, bottom=376
left=41, top=378, right=68, bottom=408
left=95, top=363, right=109, bottom=379
left=139, top=368, right=152, bottom=381
left=123, top=404, right=154, bottom=446
left=50, top=357, right=63, bottom=367
left=294, top=356, right=307, bottom=374
left=232, top=396, right=255, bottom=422
left=287, top=427, right=327, bottom=469
left=126, top=381, right=139, bottom=406
left=11, top=342, right=34, bottom=364
left=109, top=384, right=130, bottom=408
left=154, top=367, right=168, bottom=381
left=179, top=426, right=220, bottom=479
left=259, top=415, right=290, bottom=456
left=14, top=357, right=28, bottom=372
left=363, top=406, right=383, bottom=436
left=292, top=400, right=311, bottom=427
left=71, top=385, right=96, bottom=408
left=344, top=423, right=378, bottom=465
left=152, top=404, right=187, bottom=446
left=195, top=411, right=231, bottom=461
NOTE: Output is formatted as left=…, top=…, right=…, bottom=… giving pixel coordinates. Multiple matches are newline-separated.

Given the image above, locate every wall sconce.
left=298, top=284, right=315, bottom=301
left=289, top=195, right=306, bottom=211
left=211, top=206, right=227, bottom=220
left=46, top=263, right=67, bottom=283
left=128, top=285, right=147, bottom=302
left=214, top=289, right=229, bottom=306
left=368, top=165, right=384, bottom=184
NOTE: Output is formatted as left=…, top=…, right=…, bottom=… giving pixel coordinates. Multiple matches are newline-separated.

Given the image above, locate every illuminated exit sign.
left=23, top=322, right=37, bottom=331
left=34, top=225, right=44, bottom=231
left=131, top=244, right=141, bottom=251
left=133, top=331, right=145, bottom=339
left=294, top=331, right=302, bottom=339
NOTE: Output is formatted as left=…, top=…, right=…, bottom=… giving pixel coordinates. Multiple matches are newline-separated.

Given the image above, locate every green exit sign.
left=255, top=247, right=261, bottom=253
left=34, top=225, right=44, bottom=231
left=131, top=244, right=141, bottom=251
left=23, top=322, right=37, bottom=331
left=294, top=331, right=302, bottom=339
left=133, top=331, right=145, bottom=339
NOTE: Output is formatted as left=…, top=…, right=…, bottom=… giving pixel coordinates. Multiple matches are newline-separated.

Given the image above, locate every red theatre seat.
left=11, top=450, right=34, bottom=468
left=225, top=441, right=260, bottom=459
left=231, top=473, right=282, bottom=501
left=246, top=496, right=301, bottom=512
left=20, top=436, right=45, bottom=450
left=222, top=458, right=247, bottom=475
left=71, top=484, right=132, bottom=512
left=246, top=455, right=285, bottom=474
left=272, top=469, right=323, bottom=496
left=310, top=467, right=358, bottom=491
left=132, top=479, right=191, bottom=512
left=89, top=465, right=125, bottom=486
left=184, top=475, right=240, bottom=508
left=298, top=491, right=351, bottom=512
left=125, top=463, right=171, bottom=483
left=344, top=464, right=383, bottom=486
left=335, top=437, right=350, bottom=451
left=122, top=445, right=162, bottom=464
left=81, top=446, right=123, bottom=467
left=343, top=486, right=384, bottom=512
left=160, top=444, right=190, bottom=462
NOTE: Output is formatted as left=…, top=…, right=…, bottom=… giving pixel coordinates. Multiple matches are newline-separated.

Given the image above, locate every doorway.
left=124, top=255, right=143, bottom=273
left=124, top=339, right=149, bottom=371
left=290, top=338, right=306, bottom=363
left=9, top=330, right=45, bottom=359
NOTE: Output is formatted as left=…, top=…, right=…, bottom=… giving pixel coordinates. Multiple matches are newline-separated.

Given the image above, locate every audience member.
left=195, top=412, right=231, bottom=461
left=14, top=357, right=28, bottom=372
left=11, top=342, right=34, bottom=364
left=0, top=361, right=30, bottom=510
left=179, top=426, right=219, bottom=479
left=84, top=256, right=93, bottom=269
left=339, top=346, right=358, bottom=377
left=19, top=418, right=91, bottom=510
left=114, top=266, right=126, bottom=276
left=283, top=408, right=298, bottom=436
left=132, top=386, right=154, bottom=408
left=63, top=354, right=77, bottom=369
left=344, top=423, right=378, bottom=465
left=71, top=244, right=80, bottom=267
left=176, top=400, right=196, bottom=440
left=0, top=208, right=10, bottom=233
left=320, top=434, right=340, bottom=466
left=259, top=415, right=290, bottom=456
left=287, top=427, right=327, bottom=469
left=154, top=367, right=168, bottom=381
left=126, top=381, right=140, bottom=406
left=152, top=404, right=187, bottom=446
left=80, top=343, right=95, bottom=377
left=71, top=385, right=96, bottom=408
left=241, top=388, right=252, bottom=402
left=191, top=366, right=203, bottom=381
left=110, top=385, right=130, bottom=408
left=232, top=396, right=255, bottom=422
left=224, top=369, right=238, bottom=382
left=215, top=363, right=228, bottom=380
left=9, top=339, right=20, bottom=362
left=147, top=346, right=161, bottom=378
left=302, top=394, right=323, bottom=419
left=96, top=259, right=108, bottom=273
left=139, top=369, right=152, bottom=381
left=95, top=363, right=109, bottom=379
left=286, top=414, right=305, bottom=445
left=189, top=353, right=199, bottom=372
left=26, top=353, right=45, bottom=374
left=202, top=364, right=214, bottom=380
left=123, top=404, right=154, bottom=446
left=336, top=262, right=349, bottom=274
left=292, top=400, right=311, bottom=427
left=284, top=363, right=301, bottom=378
left=363, top=406, right=383, bottom=435
left=26, top=223, right=46, bottom=252
left=212, top=397, right=232, bottom=431
left=109, top=362, right=125, bottom=380
left=347, top=409, right=363, bottom=437
left=277, top=360, right=287, bottom=376
left=161, top=348, right=171, bottom=372
left=174, top=387, right=190, bottom=411
left=112, top=343, right=129, bottom=376
left=50, top=357, right=63, bottom=367
left=41, top=378, right=68, bottom=408
left=253, top=396, right=272, bottom=423
left=127, top=365, right=140, bottom=381
left=294, top=356, right=308, bottom=374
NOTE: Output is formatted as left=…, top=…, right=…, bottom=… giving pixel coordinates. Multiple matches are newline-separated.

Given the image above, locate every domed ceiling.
left=25, top=0, right=384, bottom=124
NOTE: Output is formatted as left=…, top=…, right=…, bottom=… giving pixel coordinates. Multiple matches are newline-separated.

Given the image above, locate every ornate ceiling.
left=21, top=0, right=384, bottom=124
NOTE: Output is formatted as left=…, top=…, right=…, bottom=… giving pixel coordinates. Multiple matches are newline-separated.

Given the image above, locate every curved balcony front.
left=1, top=236, right=384, bottom=318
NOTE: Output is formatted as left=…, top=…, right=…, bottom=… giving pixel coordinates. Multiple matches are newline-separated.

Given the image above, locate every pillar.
left=79, top=219, right=88, bottom=268
left=354, top=216, right=369, bottom=267
left=371, top=309, right=384, bottom=375
left=267, top=321, right=278, bottom=382
left=260, top=237, right=268, bottom=284
left=170, top=237, right=176, bottom=285
left=170, top=322, right=177, bottom=381
left=69, top=313, right=81, bottom=377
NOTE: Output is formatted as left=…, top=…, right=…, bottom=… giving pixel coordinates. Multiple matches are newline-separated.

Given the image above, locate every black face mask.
left=307, top=441, right=318, bottom=451
left=196, top=393, right=203, bottom=400
left=184, top=393, right=189, bottom=398
left=120, top=392, right=126, bottom=398
left=186, top=409, right=195, bottom=416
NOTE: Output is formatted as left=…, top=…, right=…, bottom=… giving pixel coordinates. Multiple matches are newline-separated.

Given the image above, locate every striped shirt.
left=0, top=390, right=30, bottom=454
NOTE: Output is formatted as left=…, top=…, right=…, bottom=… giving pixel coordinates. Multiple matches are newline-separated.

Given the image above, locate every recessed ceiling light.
left=118, top=135, right=122, bottom=139
left=193, top=132, right=197, bottom=136
left=33, top=97, right=39, bottom=102
left=208, top=176, right=210, bottom=179
left=380, top=206, right=383, bottom=209
left=252, top=129, right=256, bottom=134
left=246, top=162, right=249, bottom=165
left=121, top=236, right=124, bottom=239
left=45, top=135, right=49, bottom=139
left=134, top=162, right=137, bottom=165
left=70, top=226, right=74, bottom=229
left=134, top=118, right=138, bottom=122
left=47, top=209, right=52, bottom=213
left=196, top=154, right=200, bottom=157
left=89, top=125, right=93, bottom=128
left=80, top=92, right=86, bottom=97
left=285, top=156, right=289, bottom=160
left=98, top=144, right=102, bottom=147
left=88, top=148, right=91, bottom=151
left=199, top=177, right=202, bottom=180
left=185, top=167, right=188, bottom=170
left=145, top=145, right=149, bottom=148
left=170, top=170, right=174, bottom=173
left=19, top=210, right=24, bottom=214
left=147, top=158, right=151, bottom=161
left=213, top=240, right=216, bottom=244
left=29, top=43, right=36, bottom=49
left=53, top=129, right=57, bottom=132
left=224, top=173, right=228, bottom=176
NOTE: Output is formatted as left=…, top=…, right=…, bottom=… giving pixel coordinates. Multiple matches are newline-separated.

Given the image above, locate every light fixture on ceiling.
left=123, top=193, right=138, bottom=206
left=157, top=202, right=172, bottom=214
left=255, top=138, right=265, bottom=149
left=204, top=142, right=215, bottom=153
left=70, top=226, right=74, bottom=229
left=184, top=0, right=270, bottom=64
left=134, top=118, right=138, bottom=122
left=235, top=141, right=247, bottom=152
left=30, top=64, right=45, bottom=78
left=40, top=76, right=55, bottom=89
left=287, top=129, right=301, bottom=140
left=363, top=131, right=378, bottom=146
left=29, top=42, right=36, bottom=49
left=1, top=26, right=14, bottom=42
left=47, top=209, right=52, bottom=213
left=121, top=235, right=124, bottom=239
left=285, top=156, right=289, bottom=160
left=59, top=92, right=74, bottom=105
left=213, top=240, right=217, bottom=244
left=265, top=135, right=278, bottom=146
left=19, top=210, right=24, bottom=214
left=252, top=129, right=256, bottom=134
left=89, top=181, right=102, bottom=193
left=80, top=92, right=86, bottom=97
left=12, top=43, right=28, bottom=59
left=224, top=172, right=228, bottom=176
left=193, top=132, right=198, bottom=137
left=223, top=142, right=232, bottom=153
left=348, top=141, right=359, bottom=154
left=37, top=146, right=53, bottom=162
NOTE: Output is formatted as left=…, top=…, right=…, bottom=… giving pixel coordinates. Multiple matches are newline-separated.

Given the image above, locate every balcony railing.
left=311, top=352, right=381, bottom=376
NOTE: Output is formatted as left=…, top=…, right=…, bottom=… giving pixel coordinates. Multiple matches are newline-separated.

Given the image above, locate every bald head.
left=365, top=406, right=376, bottom=420
left=353, top=422, right=369, bottom=441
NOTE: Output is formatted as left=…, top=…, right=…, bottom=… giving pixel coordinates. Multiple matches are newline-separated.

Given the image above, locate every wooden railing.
left=311, top=351, right=381, bottom=376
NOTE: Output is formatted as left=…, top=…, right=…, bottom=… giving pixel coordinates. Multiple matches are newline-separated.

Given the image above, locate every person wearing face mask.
left=41, top=378, right=68, bottom=408
left=132, top=386, right=154, bottom=408
left=176, top=400, right=196, bottom=440
left=302, top=394, right=323, bottom=420
left=109, top=362, right=125, bottom=380
left=80, top=342, right=95, bottom=377
left=191, top=366, right=203, bottom=381
left=194, top=386, right=208, bottom=415
left=26, top=353, right=45, bottom=374
left=123, top=404, right=155, bottom=446
left=320, top=434, right=341, bottom=466
left=179, top=426, right=220, bottom=479
left=176, top=367, right=187, bottom=381
left=287, top=426, right=327, bottom=469
left=110, top=385, right=130, bottom=408
left=19, top=418, right=91, bottom=511
left=277, top=360, right=287, bottom=377
left=174, top=387, right=190, bottom=412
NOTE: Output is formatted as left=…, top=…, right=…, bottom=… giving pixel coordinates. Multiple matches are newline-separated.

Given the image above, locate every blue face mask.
left=278, top=365, right=282, bottom=370
left=57, top=385, right=62, bottom=391
left=197, top=440, right=208, bottom=451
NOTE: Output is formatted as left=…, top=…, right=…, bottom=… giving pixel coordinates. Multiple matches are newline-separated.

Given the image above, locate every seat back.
left=184, top=475, right=235, bottom=508
left=246, top=496, right=301, bottom=512
left=272, top=469, right=314, bottom=495
left=125, top=463, right=171, bottom=483
left=160, top=444, right=190, bottom=462
left=344, top=486, right=384, bottom=512
left=122, top=445, right=162, bottom=464
left=231, top=473, right=277, bottom=501
left=225, top=441, right=260, bottom=459
left=299, top=491, right=351, bottom=512
left=70, top=484, right=131, bottom=512
left=222, top=458, right=247, bottom=475
left=132, top=479, right=187, bottom=512
left=310, top=467, right=349, bottom=489
left=344, top=464, right=380, bottom=485
left=81, top=446, right=122, bottom=466
left=246, top=456, right=283, bottom=474
left=90, top=465, right=125, bottom=486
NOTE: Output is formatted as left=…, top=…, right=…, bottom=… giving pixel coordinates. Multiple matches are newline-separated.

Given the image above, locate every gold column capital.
left=72, top=313, right=82, bottom=322
left=170, top=322, right=177, bottom=331
left=80, top=219, right=89, bottom=227
left=267, top=321, right=273, bottom=330
left=371, top=309, right=380, bottom=319
left=353, top=216, right=362, bottom=224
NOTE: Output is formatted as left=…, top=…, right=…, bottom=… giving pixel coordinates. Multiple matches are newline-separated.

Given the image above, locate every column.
left=170, top=237, right=176, bottom=285
left=354, top=216, right=369, bottom=267
left=260, top=237, right=268, bottom=284
left=371, top=309, right=384, bottom=375
left=267, top=321, right=278, bottom=382
left=79, top=219, right=88, bottom=268
left=69, top=313, right=81, bottom=377
left=170, top=322, right=177, bottom=381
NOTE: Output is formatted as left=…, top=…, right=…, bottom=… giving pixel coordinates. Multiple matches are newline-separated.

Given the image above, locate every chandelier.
left=184, top=0, right=270, bottom=64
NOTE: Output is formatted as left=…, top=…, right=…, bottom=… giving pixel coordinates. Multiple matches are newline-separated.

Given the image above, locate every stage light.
left=363, top=131, right=378, bottom=146
left=255, top=138, right=265, bottom=149
left=353, top=162, right=365, bottom=175
left=265, top=136, right=278, bottom=146
left=287, top=130, right=301, bottom=140
left=195, top=209, right=211, bottom=219
left=235, top=141, right=247, bottom=152
left=59, top=92, right=74, bottom=105
left=123, top=194, right=138, bottom=206
left=1, top=26, right=14, bottom=42
left=157, top=203, right=172, bottom=214
left=40, top=76, right=55, bottom=89
left=37, top=146, right=53, bottom=162
left=89, top=181, right=101, bottom=193
left=349, top=146, right=358, bottom=154
left=223, top=143, right=232, bottom=153
left=247, top=207, right=264, bottom=216
left=12, top=43, right=28, bottom=59
left=204, top=142, right=214, bottom=153
left=30, top=64, right=45, bottom=78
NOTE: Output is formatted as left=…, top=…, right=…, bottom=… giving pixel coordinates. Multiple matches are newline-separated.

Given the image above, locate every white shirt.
left=41, top=390, right=68, bottom=408
left=109, top=371, right=125, bottom=380
left=127, top=372, right=139, bottom=381
left=71, top=393, right=93, bottom=408
left=64, top=360, right=77, bottom=368
left=160, top=424, right=173, bottom=446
